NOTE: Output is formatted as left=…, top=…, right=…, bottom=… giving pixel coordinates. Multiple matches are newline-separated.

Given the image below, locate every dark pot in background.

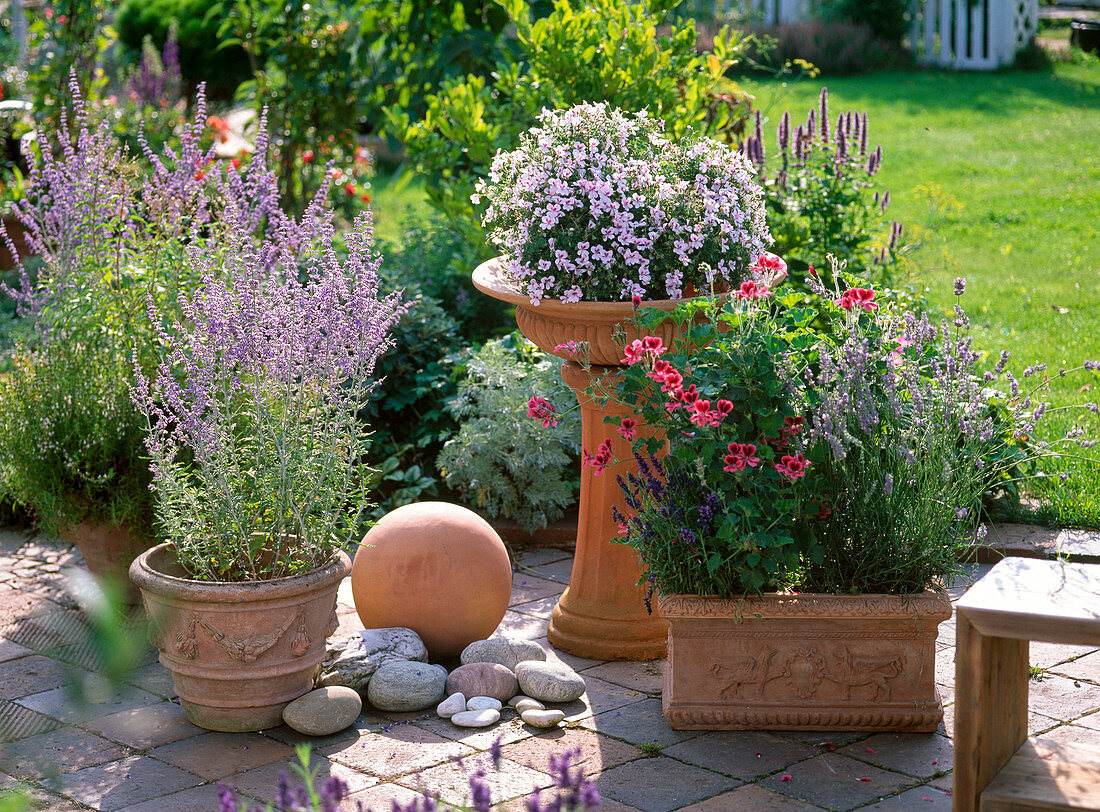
left=1071, top=19, right=1100, bottom=54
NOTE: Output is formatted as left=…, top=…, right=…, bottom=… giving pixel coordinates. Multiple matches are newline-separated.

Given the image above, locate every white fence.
left=681, top=0, right=1037, bottom=70
left=909, top=0, right=1038, bottom=69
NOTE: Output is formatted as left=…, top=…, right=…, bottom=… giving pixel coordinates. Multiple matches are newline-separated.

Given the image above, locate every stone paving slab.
left=0, top=533, right=1096, bottom=810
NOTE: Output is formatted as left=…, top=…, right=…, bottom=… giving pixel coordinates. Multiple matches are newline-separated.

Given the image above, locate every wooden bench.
left=953, top=557, right=1100, bottom=812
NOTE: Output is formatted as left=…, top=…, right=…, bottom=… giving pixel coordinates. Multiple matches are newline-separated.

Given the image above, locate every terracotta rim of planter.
left=130, top=542, right=350, bottom=601
left=658, top=589, right=952, bottom=619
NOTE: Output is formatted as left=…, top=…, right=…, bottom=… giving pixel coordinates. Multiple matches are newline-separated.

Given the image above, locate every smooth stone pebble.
left=515, top=660, right=586, bottom=703
left=445, top=662, right=519, bottom=703
left=317, top=628, right=429, bottom=693
left=436, top=693, right=466, bottom=718
left=513, top=698, right=545, bottom=715
left=282, top=687, right=362, bottom=737
left=460, top=637, right=547, bottom=670
left=507, top=695, right=535, bottom=707
left=367, top=661, right=447, bottom=712
left=466, top=696, right=503, bottom=711
left=451, top=708, right=501, bottom=728
left=520, top=708, right=566, bottom=729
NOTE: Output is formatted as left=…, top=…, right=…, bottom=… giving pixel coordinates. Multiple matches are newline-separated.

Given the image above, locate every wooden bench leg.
left=952, top=610, right=1029, bottom=812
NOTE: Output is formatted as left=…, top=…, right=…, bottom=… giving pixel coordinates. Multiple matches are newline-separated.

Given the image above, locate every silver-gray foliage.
left=438, top=333, right=580, bottom=534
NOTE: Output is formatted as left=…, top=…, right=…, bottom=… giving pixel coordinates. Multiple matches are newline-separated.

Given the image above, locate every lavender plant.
left=0, top=80, right=218, bottom=537
left=740, top=88, right=908, bottom=296
left=131, top=187, right=404, bottom=581
left=477, top=102, right=770, bottom=304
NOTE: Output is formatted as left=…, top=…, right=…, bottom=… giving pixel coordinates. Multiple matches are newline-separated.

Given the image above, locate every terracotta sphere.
left=351, top=502, right=513, bottom=660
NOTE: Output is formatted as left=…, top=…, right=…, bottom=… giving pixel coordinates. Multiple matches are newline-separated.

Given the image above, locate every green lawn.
left=372, top=62, right=1100, bottom=526
left=740, top=63, right=1100, bottom=525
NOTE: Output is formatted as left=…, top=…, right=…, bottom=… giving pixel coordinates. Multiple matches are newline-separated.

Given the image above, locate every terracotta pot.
left=473, top=257, right=693, bottom=660
left=0, top=215, right=31, bottom=271
left=60, top=520, right=151, bottom=604
left=658, top=590, right=951, bottom=731
left=130, top=543, right=350, bottom=732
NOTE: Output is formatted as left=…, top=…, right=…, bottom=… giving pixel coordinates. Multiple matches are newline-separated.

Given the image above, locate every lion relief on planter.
left=709, top=643, right=909, bottom=702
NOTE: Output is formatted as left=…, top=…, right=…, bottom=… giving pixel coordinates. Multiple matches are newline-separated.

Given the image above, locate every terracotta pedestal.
left=549, top=361, right=668, bottom=660
left=472, top=257, right=681, bottom=660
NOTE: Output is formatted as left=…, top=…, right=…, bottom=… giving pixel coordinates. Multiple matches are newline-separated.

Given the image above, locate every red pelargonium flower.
left=734, top=280, right=771, bottom=300
left=715, top=400, right=734, bottom=416
left=526, top=396, right=558, bottom=428
left=779, top=416, right=805, bottom=442
left=617, top=418, right=638, bottom=440
left=834, top=287, right=878, bottom=312
left=302, top=150, right=314, bottom=163
left=776, top=452, right=811, bottom=480
left=723, top=442, right=760, bottom=473
left=582, top=438, right=614, bottom=476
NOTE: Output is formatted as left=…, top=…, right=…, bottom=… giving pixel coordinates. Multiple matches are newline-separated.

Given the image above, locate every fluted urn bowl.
left=472, top=256, right=704, bottom=366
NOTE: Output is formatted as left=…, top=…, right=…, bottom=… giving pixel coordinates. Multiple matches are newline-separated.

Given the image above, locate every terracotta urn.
left=130, top=543, right=350, bottom=732
left=658, top=590, right=952, bottom=731
left=61, top=519, right=151, bottom=604
left=0, top=215, right=31, bottom=271
left=350, top=501, right=512, bottom=660
left=473, top=256, right=701, bottom=660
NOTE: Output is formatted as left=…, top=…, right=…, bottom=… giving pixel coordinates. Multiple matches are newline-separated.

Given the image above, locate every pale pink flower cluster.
left=477, top=103, right=770, bottom=305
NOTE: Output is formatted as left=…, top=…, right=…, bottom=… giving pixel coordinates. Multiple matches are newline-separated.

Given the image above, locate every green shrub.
left=741, top=88, right=911, bottom=297
left=361, top=276, right=464, bottom=516
left=377, top=219, right=513, bottom=343
left=438, top=333, right=581, bottom=533
left=386, top=0, right=755, bottom=263
left=751, top=21, right=910, bottom=76
left=116, top=0, right=253, bottom=98
left=0, top=344, right=153, bottom=538
left=821, top=0, right=909, bottom=47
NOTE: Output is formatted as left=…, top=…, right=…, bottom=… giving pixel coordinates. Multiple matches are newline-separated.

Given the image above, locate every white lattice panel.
left=909, top=0, right=1037, bottom=69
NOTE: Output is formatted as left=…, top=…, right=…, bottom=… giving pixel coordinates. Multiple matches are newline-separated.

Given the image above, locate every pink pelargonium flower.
left=621, top=335, right=667, bottom=365
left=582, top=438, right=614, bottom=476
left=750, top=252, right=788, bottom=287
left=776, top=452, right=811, bottom=481
left=834, top=287, right=878, bottom=312
left=734, top=280, right=771, bottom=300
left=617, top=417, right=639, bottom=440
left=723, top=442, right=760, bottom=473
left=526, top=396, right=558, bottom=428
left=689, top=399, right=722, bottom=428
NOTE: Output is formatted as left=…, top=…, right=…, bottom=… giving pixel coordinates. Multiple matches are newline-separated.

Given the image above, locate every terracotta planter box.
left=130, top=544, right=351, bottom=732
left=658, top=590, right=951, bottom=731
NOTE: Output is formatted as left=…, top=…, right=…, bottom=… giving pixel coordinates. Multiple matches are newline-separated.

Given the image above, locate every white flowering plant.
left=476, top=103, right=770, bottom=304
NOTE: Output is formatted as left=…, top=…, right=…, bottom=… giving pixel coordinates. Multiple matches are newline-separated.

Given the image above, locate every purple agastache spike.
left=778, top=110, right=790, bottom=153
left=819, top=87, right=829, bottom=143
left=860, top=112, right=869, bottom=156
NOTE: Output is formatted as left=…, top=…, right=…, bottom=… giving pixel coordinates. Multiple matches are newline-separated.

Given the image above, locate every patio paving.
left=0, top=528, right=1097, bottom=810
